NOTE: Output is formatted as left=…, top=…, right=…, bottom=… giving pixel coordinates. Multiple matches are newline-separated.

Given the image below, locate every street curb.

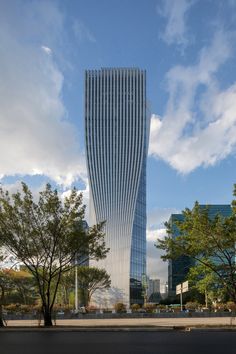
left=1, top=326, right=236, bottom=332
left=0, top=326, right=174, bottom=332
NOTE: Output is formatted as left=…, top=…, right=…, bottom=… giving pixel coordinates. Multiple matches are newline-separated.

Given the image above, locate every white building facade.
left=85, top=68, right=149, bottom=306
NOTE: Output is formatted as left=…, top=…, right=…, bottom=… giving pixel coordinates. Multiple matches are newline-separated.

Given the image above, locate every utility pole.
left=180, top=288, right=183, bottom=311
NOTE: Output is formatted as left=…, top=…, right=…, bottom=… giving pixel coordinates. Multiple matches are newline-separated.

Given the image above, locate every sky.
left=1, top=0, right=236, bottom=284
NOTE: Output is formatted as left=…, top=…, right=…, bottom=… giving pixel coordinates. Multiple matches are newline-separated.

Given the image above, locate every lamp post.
left=75, top=262, right=78, bottom=312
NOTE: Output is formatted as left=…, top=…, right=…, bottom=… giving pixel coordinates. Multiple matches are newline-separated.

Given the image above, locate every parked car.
left=57, top=310, right=64, bottom=316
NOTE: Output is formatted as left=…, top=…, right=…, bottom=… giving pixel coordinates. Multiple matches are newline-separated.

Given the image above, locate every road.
left=0, top=331, right=236, bottom=354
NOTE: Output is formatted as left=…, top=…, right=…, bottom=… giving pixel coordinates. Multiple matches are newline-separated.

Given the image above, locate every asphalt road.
left=0, top=331, right=236, bottom=354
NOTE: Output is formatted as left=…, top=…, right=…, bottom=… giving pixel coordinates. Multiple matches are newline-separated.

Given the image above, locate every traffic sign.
left=182, top=281, right=189, bottom=293
left=176, top=284, right=182, bottom=295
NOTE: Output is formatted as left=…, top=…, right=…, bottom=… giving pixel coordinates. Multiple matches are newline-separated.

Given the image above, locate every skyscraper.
left=85, top=68, right=149, bottom=306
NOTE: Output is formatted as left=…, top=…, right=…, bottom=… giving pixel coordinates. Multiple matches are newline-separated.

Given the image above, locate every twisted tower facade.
left=85, top=68, right=148, bottom=306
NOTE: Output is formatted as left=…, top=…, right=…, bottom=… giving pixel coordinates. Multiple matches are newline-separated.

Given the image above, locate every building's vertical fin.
left=85, top=68, right=148, bottom=306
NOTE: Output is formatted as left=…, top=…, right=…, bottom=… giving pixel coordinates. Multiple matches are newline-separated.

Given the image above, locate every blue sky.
left=1, top=0, right=236, bottom=283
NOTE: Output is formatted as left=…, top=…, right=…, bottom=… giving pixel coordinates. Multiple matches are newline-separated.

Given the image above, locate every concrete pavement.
left=3, top=316, right=236, bottom=328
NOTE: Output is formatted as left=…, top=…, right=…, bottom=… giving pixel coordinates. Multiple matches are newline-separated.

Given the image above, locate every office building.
left=147, top=278, right=161, bottom=302
left=85, top=68, right=149, bottom=306
left=147, top=278, right=160, bottom=298
left=168, top=205, right=232, bottom=297
left=160, top=282, right=168, bottom=299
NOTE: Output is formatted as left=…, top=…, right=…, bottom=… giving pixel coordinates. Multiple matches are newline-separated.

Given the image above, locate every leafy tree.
left=57, top=269, right=75, bottom=307
left=156, top=185, right=236, bottom=303
left=187, top=262, right=225, bottom=307
left=0, top=183, right=108, bottom=326
left=4, top=268, right=36, bottom=305
left=76, top=266, right=111, bottom=306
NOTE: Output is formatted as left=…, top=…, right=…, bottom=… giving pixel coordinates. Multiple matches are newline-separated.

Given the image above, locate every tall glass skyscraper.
left=85, top=68, right=149, bottom=306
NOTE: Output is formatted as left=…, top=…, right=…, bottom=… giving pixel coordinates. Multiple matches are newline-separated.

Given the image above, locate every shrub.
left=226, top=302, right=236, bottom=312
left=114, top=302, right=126, bottom=312
left=144, top=303, right=156, bottom=313
left=5, top=303, right=20, bottom=313
left=4, top=304, right=33, bottom=314
left=171, top=305, right=181, bottom=313
left=185, top=302, right=199, bottom=311
left=131, top=303, right=140, bottom=312
left=19, top=305, right=32, bottom=313
left=215, top=303, right=227, bottom=312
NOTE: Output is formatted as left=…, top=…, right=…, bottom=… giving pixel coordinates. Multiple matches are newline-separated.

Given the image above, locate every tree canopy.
left=0, top=182, right=109, bottom=326
left=77, top=266, right=111, bottom=306
left=187, top=262, right=225, bottom=307
left=156, top=185, right=236, bottom=303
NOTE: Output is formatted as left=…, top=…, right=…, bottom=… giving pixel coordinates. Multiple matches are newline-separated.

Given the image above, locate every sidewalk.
left=4, top=317, right=236, bottom=329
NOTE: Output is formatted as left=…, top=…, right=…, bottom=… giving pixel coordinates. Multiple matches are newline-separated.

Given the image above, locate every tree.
left=0, top=183, right=108, bottom=326
left=76, top=266, right=111, bottom=306
left=187, top=263, right=225, bottom=307
left=57, top=269, right=75, bottom=307
left=4, top=268, right=36, bottom=305
left=0, top=248, right=10, bottom=327
left=156, top=185, right=236, bottom=303
left=0, top=271, right=11, bottom=327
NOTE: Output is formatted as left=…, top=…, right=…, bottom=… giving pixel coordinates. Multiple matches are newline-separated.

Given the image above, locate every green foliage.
left=2, top=268, right=37, bottom=305
left=0, top=183, right=109, bottom=326
left=156, top=187, right=236, bottom=303
left=187, top=263, right=225, bottom=306
left=77, top=266, right=111, bottom=306
left=57, top=269, right=74, bottom=306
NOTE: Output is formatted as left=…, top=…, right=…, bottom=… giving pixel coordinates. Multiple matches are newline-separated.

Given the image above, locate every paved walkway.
left=4, top=317, right=236, bottom=328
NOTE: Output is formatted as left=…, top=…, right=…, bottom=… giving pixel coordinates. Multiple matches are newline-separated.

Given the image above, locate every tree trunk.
left=0, top=284, right=5, bottom=327
left=43, top=306, right=53, bottom=327
left=205, top=290, right=208, bottom=308
left=0, top=304, right=4, bottom=327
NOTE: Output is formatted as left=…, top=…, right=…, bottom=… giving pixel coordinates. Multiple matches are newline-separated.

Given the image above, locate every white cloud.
left=41, top=45, right=52, bottom=55
left=149, top=30, right=236, bottom=174
left=0, top=1, right=86, bottom=187
left=157, top=0, right=194, bottom=46
left=147, top=227, right=168, bottom=282
left=147, top=207, right=179, bottom=229
left=0, top=180, right=45, bottom=199
left=0, top=180, right=89, bottom=220
left=61, top=181, right=90, bottom=221
left=147, top=227, right=166, bottom=243
left=146, top=207, right=178, bottom=282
